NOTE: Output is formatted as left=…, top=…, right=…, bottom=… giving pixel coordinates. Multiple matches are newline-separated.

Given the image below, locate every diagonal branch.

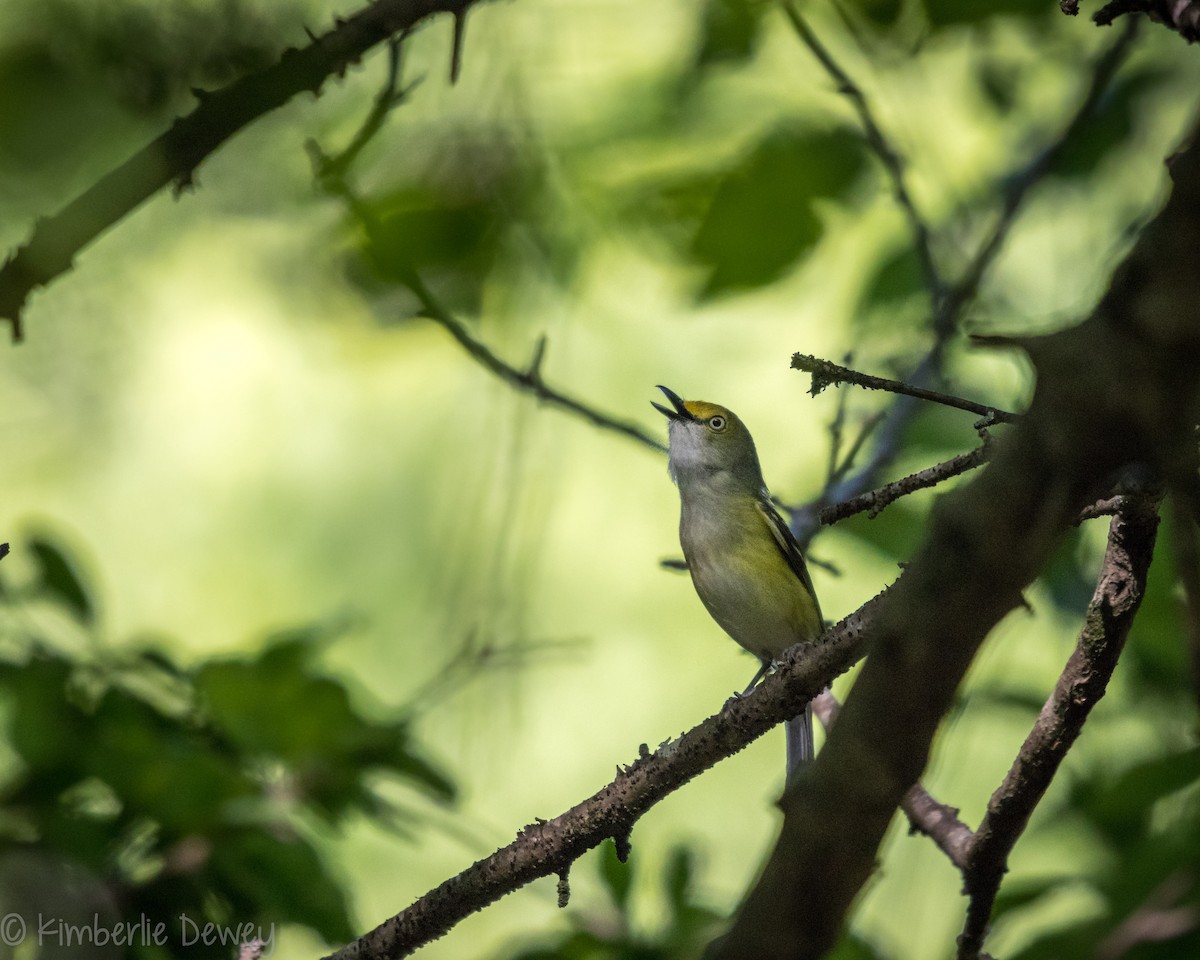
left=781, top=2, right=942, bottom=310
left=937, top=18, right=1138, bottom=332
left=956, top=496, right=1161, bottom=960
left=812, top=691, right=975, bottom=870
left=0, top=0, right=480, bottom=339
left=308, top=65, right=666, bottom=455
left=787, top=20, right=1136, bottom=549
left=819, top=440, right=994, bottom=525
left=320, top=592, right=888, bottom=960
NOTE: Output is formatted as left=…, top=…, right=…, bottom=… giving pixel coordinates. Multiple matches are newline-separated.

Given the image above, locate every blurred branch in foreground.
left=0, top=0, right=479, bottom=339
left=812, top=492, right=1160, bottom=960
left=715, top=116, right=1200, bottom=960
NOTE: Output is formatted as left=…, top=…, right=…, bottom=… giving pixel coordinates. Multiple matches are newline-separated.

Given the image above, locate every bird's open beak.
left=652, top=385, right=693, bottom=422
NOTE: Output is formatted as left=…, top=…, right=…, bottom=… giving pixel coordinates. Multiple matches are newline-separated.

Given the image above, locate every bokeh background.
left=1, top=1, right=1199, bottom=958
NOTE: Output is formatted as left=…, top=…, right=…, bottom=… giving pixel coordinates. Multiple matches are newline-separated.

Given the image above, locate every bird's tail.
left=785, top=701, right=814, bottom=782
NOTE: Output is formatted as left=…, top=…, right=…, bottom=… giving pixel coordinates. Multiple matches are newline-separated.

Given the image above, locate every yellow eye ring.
left=708, top=415, right=726, bottom=431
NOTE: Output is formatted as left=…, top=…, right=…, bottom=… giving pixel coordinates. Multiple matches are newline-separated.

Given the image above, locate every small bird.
left=653, top=385, right=823, bottom=778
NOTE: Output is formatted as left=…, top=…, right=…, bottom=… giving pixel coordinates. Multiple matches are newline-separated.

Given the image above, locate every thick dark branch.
left=1088, top=0, right=1200, bottom=41
left=819, top=441, right=993, bottom=525
left=812, top=692, right=975, bottom=870
left=321, top=593, right=887, bottom=960
left=956, top=497, right=1161, bottom=960
left=792, top=354, right=1019, bottom=424
left=781, top=3, right=942, bottom=309
left=0, top=0, right=480, bottom=339
left=715, top=118, right=1200, bottom=960
left=1168, top=496, right=1200, bottom=710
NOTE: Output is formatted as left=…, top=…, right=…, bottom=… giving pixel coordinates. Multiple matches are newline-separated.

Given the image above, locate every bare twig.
left=1090, top=0, right=1200, bottom=42
left=0, top=0, right=480, bottom=340
left=956, top=497, right=1161, bottom=960
left=792, top=354, right=1020, bottom=424
left=820, top=440, right=993, bottom=525
left=308, top=60, right=666, bottom=456
left=320, top=592, right=888, bottom=960
left=781, top=3, right=943, bottom=310
left=1077, top=494, right=1125, bottom=523
left=812, top=691, right=975, bottom=870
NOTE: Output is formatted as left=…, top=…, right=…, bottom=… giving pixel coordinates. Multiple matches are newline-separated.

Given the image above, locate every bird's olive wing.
left=755, top=499, right=823, bottom=623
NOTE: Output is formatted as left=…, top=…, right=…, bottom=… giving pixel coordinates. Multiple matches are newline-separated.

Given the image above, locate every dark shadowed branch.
left=320, top=593, right=888, bottom=960
left=1168, top=497, right=1200, bottom=710
left=955, top=496, right=1161, bottom=960
left=713, top=118, right=1200, bottom=960
left=0, top=0, right=480, bottom=339
left=793, top=354, right=1020, bottom=424
left=819, top=441, right=993, bottom=525
left=812, top=691, right=975, bottom=870
left=1082, top=0, right=1200, bottom=41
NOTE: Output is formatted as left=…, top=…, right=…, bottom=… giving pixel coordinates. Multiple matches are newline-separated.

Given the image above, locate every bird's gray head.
left=652, top=385, right=767, bottom=493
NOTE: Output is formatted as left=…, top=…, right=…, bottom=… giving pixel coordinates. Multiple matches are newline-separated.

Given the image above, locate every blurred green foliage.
left=0, top=536, right=453, bottom=958
left=502, top=844, right=725, bottom=960
left=1, top=0, right=1199, bottom=958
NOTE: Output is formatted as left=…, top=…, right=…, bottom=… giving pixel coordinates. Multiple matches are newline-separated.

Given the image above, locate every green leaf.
left=695, top=0, right=765, bottom=67
left=597, top=840, right=633, bottom=911
left=211, top=830, right=356, bottom=944
left=29, top=535, right=93, bottom=625
left=693, top=126, right=865, bottom=296
left=861, top=244, right=926, bottom=312
left=1050, top=67, right=1174, bottom=181
left=198, top=634, right=455, bottom=817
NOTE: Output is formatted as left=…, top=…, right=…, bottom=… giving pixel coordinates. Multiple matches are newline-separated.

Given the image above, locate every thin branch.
left=792, top=354, right=1020, bottom=424
left=781, top=3, right=943, bottom=310
left=937, top=19, right=1138, bottom=333
left=1076, top=494, right=1125, bottom=523
left=399, top=270, right=666, bottom=451
left=0, top=0, right=481, bottom=340
left=308, top=62, right=666, bottom=456
left=956, top=497, right=1161, bottom=960
left=321, top=592, right=888, bottom=960
left=820, top=440, right=993, bottom=525
left=812, top=691, right=974, bottom=870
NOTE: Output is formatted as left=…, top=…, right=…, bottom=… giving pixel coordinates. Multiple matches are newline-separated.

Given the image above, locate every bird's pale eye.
left=708, top=416, right=726, bottom=431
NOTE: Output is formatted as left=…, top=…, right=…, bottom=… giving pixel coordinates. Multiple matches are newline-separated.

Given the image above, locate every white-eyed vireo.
left=653, top=385, right=822, bottom=778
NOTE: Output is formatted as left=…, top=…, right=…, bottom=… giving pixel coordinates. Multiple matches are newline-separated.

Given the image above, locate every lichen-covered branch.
left=0, top=0, right=480, bottom=339
left=321, top=593, right=887, bottom=960
left=792, top=354, right=1018, bottom=423
left=819, top=442, right=993, bottom=524
left=956, top=497, right=1161, bottom=960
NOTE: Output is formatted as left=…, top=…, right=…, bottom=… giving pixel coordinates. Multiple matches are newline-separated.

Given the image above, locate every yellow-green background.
left=2, top=1, right=1199, bottom=957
